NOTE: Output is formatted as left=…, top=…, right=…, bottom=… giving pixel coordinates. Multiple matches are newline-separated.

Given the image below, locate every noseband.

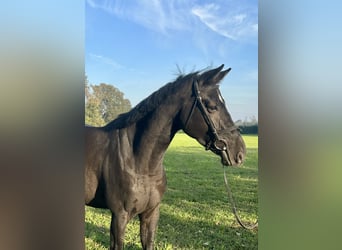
left=184, top=80, right=239, bottom=165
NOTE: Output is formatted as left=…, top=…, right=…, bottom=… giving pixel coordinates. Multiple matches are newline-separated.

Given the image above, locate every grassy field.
left=85, top=134, right=258, bottom=249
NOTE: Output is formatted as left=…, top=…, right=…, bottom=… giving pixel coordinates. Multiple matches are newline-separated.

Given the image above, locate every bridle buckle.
left=213, top=139, right=227, bottom=151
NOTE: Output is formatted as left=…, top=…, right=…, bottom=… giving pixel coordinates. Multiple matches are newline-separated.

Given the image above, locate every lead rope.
left=223, top=166, right=258, bottom=230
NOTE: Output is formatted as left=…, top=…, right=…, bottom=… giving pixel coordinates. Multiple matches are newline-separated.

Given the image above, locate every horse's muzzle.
left=207, top=138, right=244, bottom=166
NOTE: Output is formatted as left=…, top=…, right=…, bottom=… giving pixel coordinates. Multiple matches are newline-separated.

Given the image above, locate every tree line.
left=85, top=76, right=131, bottom=126
left=235, top=117, right=258, bottom=134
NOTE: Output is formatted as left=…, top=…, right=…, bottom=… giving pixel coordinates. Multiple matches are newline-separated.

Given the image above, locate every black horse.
left=85, top=64, right=246, bottom=249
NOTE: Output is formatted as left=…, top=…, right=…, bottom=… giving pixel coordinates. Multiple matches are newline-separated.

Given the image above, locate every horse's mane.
left=103, top=71, right=199, bottom=130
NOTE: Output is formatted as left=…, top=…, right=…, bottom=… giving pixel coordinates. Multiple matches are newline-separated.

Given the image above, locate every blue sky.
left=85, top=0, right=258, bottom=121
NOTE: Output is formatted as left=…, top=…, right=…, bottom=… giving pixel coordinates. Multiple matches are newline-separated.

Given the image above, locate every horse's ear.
left=215, top=68, right=231, bottom=84
left=199, top=64, right=231, bottom=86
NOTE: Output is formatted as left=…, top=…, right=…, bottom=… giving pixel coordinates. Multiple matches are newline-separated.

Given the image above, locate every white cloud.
left=234, top=14, right=247, bottom=24
left=89, top=53, right=123, bottom=70
left=86, top=0, right=257, bottom=41
left=191, top=2, right=257, bottom=40
left=86, top=0, right=193, bottom=34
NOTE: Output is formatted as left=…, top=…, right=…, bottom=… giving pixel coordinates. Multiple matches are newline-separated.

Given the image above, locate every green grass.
left=85, top=134, right=258, bottom=249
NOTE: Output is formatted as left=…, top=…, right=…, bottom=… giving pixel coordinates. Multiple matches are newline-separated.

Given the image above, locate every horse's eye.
left=207, top=106, right=217, bottom=113
left=207, top=104, right=218, bottom=113
left=204, top=100, right=218, bottom=113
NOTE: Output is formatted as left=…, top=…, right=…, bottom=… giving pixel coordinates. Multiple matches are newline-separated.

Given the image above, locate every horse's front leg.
left=139, top=204, right=160, bottom=250
left=110, top=211, right=128, bottom=250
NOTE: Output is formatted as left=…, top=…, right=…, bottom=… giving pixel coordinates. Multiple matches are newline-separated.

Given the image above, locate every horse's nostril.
left=237, top=151, right=244, bottom=163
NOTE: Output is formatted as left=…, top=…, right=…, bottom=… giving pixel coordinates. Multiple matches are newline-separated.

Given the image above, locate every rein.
left=223, top=166, right=258, bottom=230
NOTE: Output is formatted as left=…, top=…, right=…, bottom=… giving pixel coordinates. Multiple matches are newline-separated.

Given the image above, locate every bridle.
left=184, top=79, right=239, bottom=166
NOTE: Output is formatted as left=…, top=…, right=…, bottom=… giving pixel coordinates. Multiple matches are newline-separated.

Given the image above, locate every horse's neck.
left=130, top=101, right=182, bottom=172
left=141, top=102, right=180, bottom=151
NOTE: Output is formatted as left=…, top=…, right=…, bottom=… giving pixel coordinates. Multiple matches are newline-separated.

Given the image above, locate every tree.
left=85, top=78, right=131, bottom=126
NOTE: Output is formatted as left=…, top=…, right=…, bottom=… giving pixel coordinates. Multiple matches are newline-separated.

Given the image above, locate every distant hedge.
left=239, top=125, right=258, bottom=135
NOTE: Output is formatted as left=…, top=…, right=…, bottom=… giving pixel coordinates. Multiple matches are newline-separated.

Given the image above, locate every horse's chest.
left=124, top=175, right=165, bottom=215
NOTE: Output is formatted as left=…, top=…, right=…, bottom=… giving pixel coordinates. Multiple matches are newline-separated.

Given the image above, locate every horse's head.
left=181, top=64, right=246, bottom=166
